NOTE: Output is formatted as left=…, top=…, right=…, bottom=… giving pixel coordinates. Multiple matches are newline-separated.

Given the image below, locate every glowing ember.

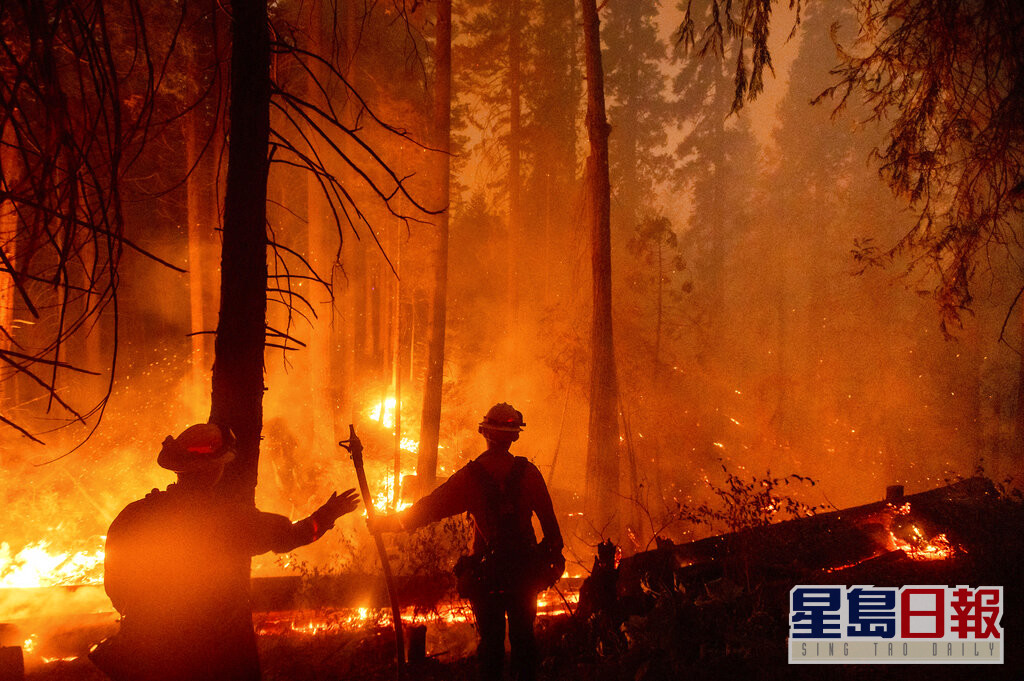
left=256, top=587, right=578, bottom=638
left=0, top=540, right=105, bottom=588
left=885, top=502, right=958, bottom=561
left=536, top=587, right=579, bottom=617
left=888, top=526, right=956, bottom=560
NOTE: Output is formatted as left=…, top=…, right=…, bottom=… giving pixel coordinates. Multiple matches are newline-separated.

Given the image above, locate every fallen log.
left=615, top=477, right=1001, bottom=604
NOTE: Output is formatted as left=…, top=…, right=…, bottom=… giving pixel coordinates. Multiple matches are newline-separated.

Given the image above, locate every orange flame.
left=0, top=540, right=105, bottom=588
left=885, top=502, right=957, bottom=561
left=368, top=397, right=397, bottom=429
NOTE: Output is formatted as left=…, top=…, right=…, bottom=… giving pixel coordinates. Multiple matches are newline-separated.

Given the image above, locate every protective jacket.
left=102, top=484, right=319, bottom=681
left=403, top=450, right=561, bottom=681
left=403, top=451, right=563, bottom=555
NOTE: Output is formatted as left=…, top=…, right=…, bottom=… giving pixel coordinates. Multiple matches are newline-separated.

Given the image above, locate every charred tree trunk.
left=706, top=112, right=727, bottom=442
left=210, top=0, right=270, bottom=504
left=581, top=0, right=621, bottom=539
left=0, top=128, right=17, bottom=415
left=507, top=0, right=522, bottom=338
left=392, top=220, right=402, bottom=507
left=417, top=0, right=452, bottom=494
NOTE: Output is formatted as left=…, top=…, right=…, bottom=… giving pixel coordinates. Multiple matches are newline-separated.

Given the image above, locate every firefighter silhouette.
left=93, top=423, right=359, bottom=681
left=373, top=403, right=564, bottom=681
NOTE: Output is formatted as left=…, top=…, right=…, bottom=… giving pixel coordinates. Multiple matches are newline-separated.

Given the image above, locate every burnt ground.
left=19, top=478, right=1024, bottom=681
left=22, top=593, right=1020, bottom=681
left=21, top=555, right=1022, bottom=681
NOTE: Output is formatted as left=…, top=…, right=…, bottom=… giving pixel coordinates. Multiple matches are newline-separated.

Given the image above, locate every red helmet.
left=479, top=403, right=525, bottom=432
left=157, top=423, right=236, bottom=473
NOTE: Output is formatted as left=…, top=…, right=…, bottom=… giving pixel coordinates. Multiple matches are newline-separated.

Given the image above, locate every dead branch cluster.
left=0, top=0, right=441, bottom=443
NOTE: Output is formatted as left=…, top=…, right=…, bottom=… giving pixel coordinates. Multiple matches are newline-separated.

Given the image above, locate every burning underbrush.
left=544, top=476, right=1023, bottom=681
left=0, top=541, right=105, bottom=590
left=3, top=468, right=1020, bottom=680
left=2, top=426, right=1015, bottom=681
left=1, top=505, right=581, bottom=676
left=1, top=581, right=581, bottom=678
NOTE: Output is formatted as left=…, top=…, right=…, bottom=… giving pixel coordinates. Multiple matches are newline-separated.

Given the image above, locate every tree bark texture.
left=581, top=0, right=621, bottom=538
left=210, top=0, right=271, bottom=504
left=417, top=0, right=452, bottom=494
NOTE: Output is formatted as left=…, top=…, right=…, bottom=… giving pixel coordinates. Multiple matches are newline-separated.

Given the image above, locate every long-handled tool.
left=340, top=424, right=405, bottom=678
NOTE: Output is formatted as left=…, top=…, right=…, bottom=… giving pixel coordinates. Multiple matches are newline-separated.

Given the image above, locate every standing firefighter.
left=92, top=423, right=359, bottom=681
left=373, top=403, right=564, bottom=681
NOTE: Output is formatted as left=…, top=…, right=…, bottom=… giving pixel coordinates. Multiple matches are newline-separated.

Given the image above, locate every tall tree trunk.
left=537, top=0, right=579, bottom=308
left=1014, top=301, right=1024, bottom=478
left=581, top=0, right=621, bottom=539
left=706, top=112, right=727, bottom=443
left=616, top=2, right=641, bottom=233
left=77, top=238, right=102, bottom=402
left=507, top=0, right=522, bottom=337
left=654, top=235, right=663, bottom=364
left=342, top=0, right=364, bottom=419
left=371, top=262, right=383, bottom=369
left=210, top=0, right=271, bottom=504
left=417, top=0, right=452, bottom=495
left=304, top=2, right=335, bottom=459
left=962, top=317, right=984, bottom=471
left=391, top=215, right=402, bottom=506
left=0, top=127, right=18, bottom=416
left=184, top=111, right=210, bottom=421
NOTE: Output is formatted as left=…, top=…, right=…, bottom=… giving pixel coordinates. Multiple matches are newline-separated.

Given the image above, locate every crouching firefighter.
left=91, top=423, right=360, bottom=681
left=372, top=403, right=564, bottom=681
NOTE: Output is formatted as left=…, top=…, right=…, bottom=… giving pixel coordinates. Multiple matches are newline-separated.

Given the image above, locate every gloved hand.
left=310, top=488, right=360, bottom=533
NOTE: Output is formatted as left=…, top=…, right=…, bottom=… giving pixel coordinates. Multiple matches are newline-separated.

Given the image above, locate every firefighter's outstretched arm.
left=253, top=488, right=360, bottom=554
left=370, top=468, right=471, bottom=534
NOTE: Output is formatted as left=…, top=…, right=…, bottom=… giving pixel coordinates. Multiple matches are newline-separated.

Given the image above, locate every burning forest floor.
left=6, top=476, right=1023, bottom=681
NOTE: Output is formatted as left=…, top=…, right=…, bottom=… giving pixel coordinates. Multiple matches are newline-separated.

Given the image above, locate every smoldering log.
left=609, top=477, right=1003, bottom=606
